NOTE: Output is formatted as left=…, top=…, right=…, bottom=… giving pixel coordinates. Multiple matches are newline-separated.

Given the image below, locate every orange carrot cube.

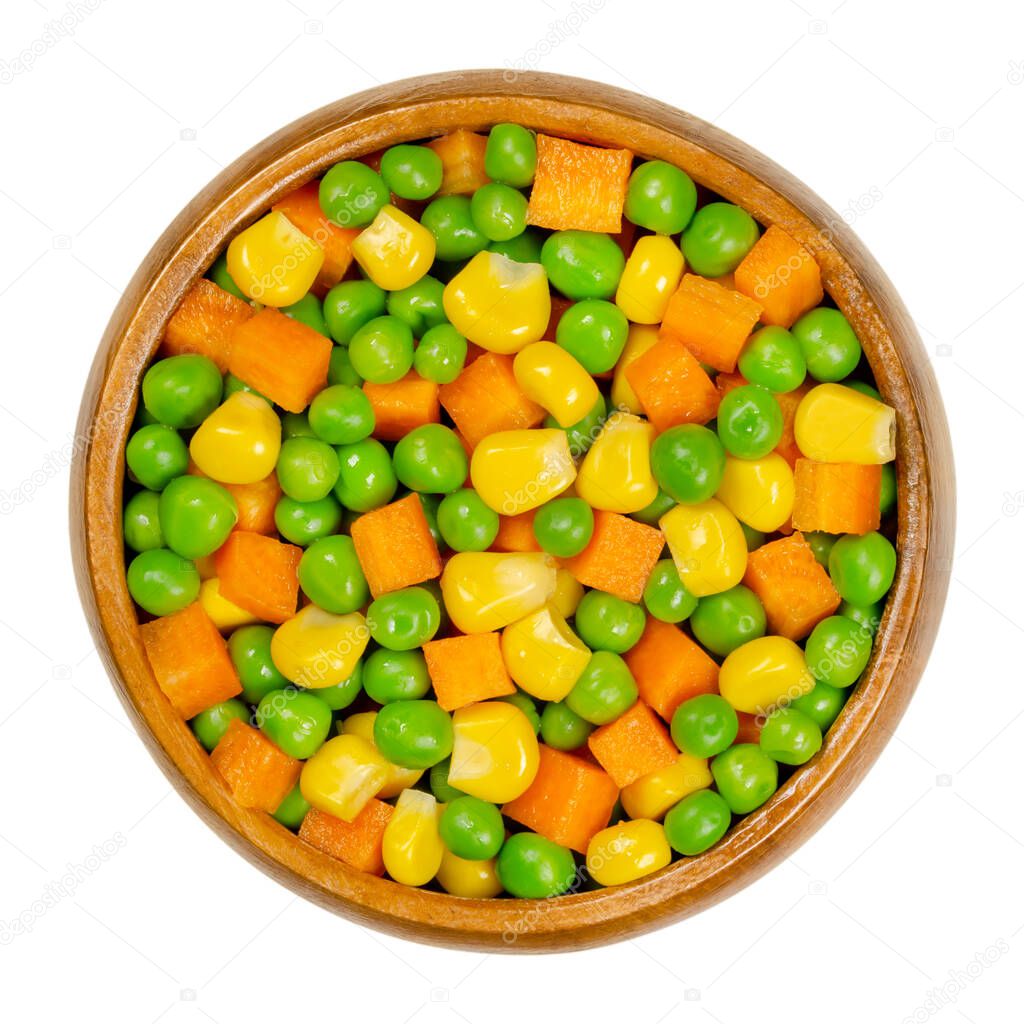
left=298, top=801, right=394, bottom=875
left=564, top=510, right=663, bottom=602
left=792, top=459, right=882, bottom=535
left=209, top=718, right=301, bottom=812
left=214, top=531, right=302, bottom=624
left=422, top=633, right=516, bottom=711
left=426, top=129, right=490, bottom=195
left=222, top=473, right=282, bottom=536
left=163, top=278, right=253, bottom=372
left=542, top=295, right=574, bottom=342
left=362, top=372, right=440, bottom=442
left=491, top=509, right=541, bottom=553
left=735, top=225, right=824, bottom=328
left=587, top=700, right=678, bottom=788
left=624, top=335, right=720, bottom=431
left=735, top=712, right=763, bottom=745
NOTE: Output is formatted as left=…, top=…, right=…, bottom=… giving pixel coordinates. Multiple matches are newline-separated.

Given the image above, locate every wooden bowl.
left=71, top=70, right=954, bottom=951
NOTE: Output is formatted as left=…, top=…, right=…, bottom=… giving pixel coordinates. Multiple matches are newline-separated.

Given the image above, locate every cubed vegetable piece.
left=587, top=700, right=678, bottom=788
left=422, top=633, right=516, bottom=711
left=363, top=372, right=440, bottom=442
left=220, top=473, right=282, bottom=536
left=564, top=510, right=663, bottom=603
left=210, top=718, right=301, bottom=812
left=624, top=335, right=720, bottom=431
left=426, top=129, right=490, bottom=195
left=792, top=459, right=882, bottom=535
left=214, top=531, right=302, bottom=624
left=735, top=711, right=763, bottom=745
left=734, top=225, right=823, bottom=328
left=491, top=509, right=542, bottom=552
left=163, top=278, right=253, bottom=371
left=298, top=801, right=394, bottom=875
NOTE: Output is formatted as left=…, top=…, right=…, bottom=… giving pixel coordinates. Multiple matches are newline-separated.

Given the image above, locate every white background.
left=1, top=0, right=1020, bottom=1020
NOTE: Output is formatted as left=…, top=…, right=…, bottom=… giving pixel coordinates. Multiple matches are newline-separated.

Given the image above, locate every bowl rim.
left=71, top=69, right=955, bottom=952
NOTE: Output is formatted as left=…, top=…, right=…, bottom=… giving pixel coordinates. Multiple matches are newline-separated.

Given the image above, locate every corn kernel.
left=189, top=392, right=281, bottom=485
left=620, top=755, right=712, bottom=820
left=501, top=604, right=592, bottom=701
left=576, top=411, right=658, bottom=513
left=352, top=204, right=436, bottom=291
left=448, top=700, right=540, bottom=802
left=341, top=711, right=424, bottom=798
left=440, top=552, right=557, bottom=634
left=300, top=734, right=388, bottom=821
left=470, top=428, right=576, bottom=515
left=436, top=848, right=504, bottom=898
left=611, top=324, right=660, bottom=414
left=794, top=383, right=896, bottom=464
left=715, top=453, right=795, bottom=533
left=615, top=235, right=685, bottom=324
left=270, top=606, right=369, bottom=688
left=513, top=341, right=601, bottom=427
left=719, top=635, right=815, bottom=715
left=199, top=578, right=260, bottom=632
left=660, top=499, right=747, bottom=597
left=586, top=819, right=672, bottom=886
left=226, top=210, right=323, bottom=307
left=382, top=788, right=445, bottom=887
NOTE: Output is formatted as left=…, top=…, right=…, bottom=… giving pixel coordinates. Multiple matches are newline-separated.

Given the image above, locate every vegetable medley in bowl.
left=122, top=121, right=898, bottom=900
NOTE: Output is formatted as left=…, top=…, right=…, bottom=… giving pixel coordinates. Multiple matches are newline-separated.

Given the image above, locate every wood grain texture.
left=70, top=70, right=955, bottom=952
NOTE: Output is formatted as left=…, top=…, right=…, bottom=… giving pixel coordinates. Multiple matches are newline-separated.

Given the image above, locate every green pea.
left=716, top=384, right=783, bottom=459
left=190, top=698, right=249, bottom=752
left=319, top=160, right=389, bottom=227
left=142, top=354, right=223, bottom=429
left=440, top=796, right=506, bottom=860
left=496, top=833, right=576, bottom=898
left=429, top=757, right=467, bottom=802
left=302, top=660, right=363, bottom=711
left=373, top=699, right=453, bottom=769
left=828, top=531, right=896, bottom=604
left=272, top=784, right=311, bottom=829
left=740, top=522, right=766, bottom=551
left=643, top=558, right=697, bottom=623
left=414, top=324, right=468, bottom=384
left=631, top=488, right=676, bottom=526
left=282, top=292, right=330, bottom=337
left=363, top=648, right=430, bottom=703
left=805, top=531, right=836, bottom=568
left=123, top=490, right=164, bottom=552
left=367, top=586, right=441, bottom=650
left=327, top=345, right=363, bottom=387
left=791, top=308, right=862, bottom=382
left=126, top=548, right=199, bottom=615
left=257, top=688, right=333, bottom=759
left=624, top=160, right=698, bottom=234
left=484, top=124, right=537, bottom=187
left=845, top=380, right=881, bottom=401
left=790, top=680, right=847, bottom=733
left=276, top=437, right=340, bottom=502
left=681, top=202, right=760, bottom=277
left=436, top=488, right=499, bottom=551
left=297, top=535, right=369, bottom=614
left=663, top=789, right=731, bottom=856
left=208, top=253, right=245, bottom=299
left=565, top=650, right=638, bottom=725
left=323, top=279, right=388, bottom=345
left=545, top=394, right=607, bottom=457
left=133, top=404, right=161, bottom=428
left=308, top=384, right=375, bottom=446
left=839, top=599, right=884, bottom=637
left=392, top=424, right=468, bottom=494
left=542, top=231, right=625, bottom=301
left=533, top=497, right=594, bottom=557
left=282, top=412, right=315, bottom=439
left=413, top=491, right=445, bottom=551
left=759, top=707, right=822, bottom=766
left=229, top=624, right=289, bottom=703
left=804, top=614, right=873, bottom=687
left=498, top=691, right=542, bottom=734
left=386, top=275, right=447, bottom=337
left=650, top=424, right=726, bottom=504
left=333, top=438, right=397, bottom=512
left=555, top=298, right=629, bottom=373
left=540, top=700, right=594, bottom=751
left=379, top=144, right=443, bottom=201
left=349, top=315, right=414, bottom=384
left=711, top=743, right=778, bottom=814
left=690, top=585, right=766, bottom=657
left=274, top=494, right=343, bottom=545
left=574, top=591, right=645, bottom=654
left=880, top=463, right=897, bottom=517
left=223, top=372, right=267, bottom=401
left=429, top=258, right=469, bottom=284
left=738, top=326, right=807, bottom=393
left=126, top=424, right=189, bottom=491
left=470, top=183, right=528, bottom=242
left=671, top=694, right=739, bottom=758
left=489, top=227, right=545, bottom=264
left=421, top=196, right=488, bottom=261
left=158, top=475, right=238, bottom=560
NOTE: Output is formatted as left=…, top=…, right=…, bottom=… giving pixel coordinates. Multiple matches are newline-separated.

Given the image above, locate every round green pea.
left=484, top=124, right=537, bottom=187
left=740, top=522, right=766, bottom=552
left=319, top=160, right=388, bottom=227
left=805, top=531, right=836, bottom=568
left=681, top=202, right=760, bottom=277
left=738, top=326, right=807, bottom=393
left=790, top=680, right=847, bottom=733
left=440, top=796, right=505, bottom=860
left=392, top=424, right=468, bottom=494
left=643, top=559, right=697, bottom=623
left=565, top=651, right=638, bottom=725
left=274, top=494, right=343, bottom=545
left=142, top=354, right=223, bottom=429
left=716, top=384, right=784, bottom=459
left=546, top=394, right=607, bottom=457
left=574, top=591, right=645, bottom=654
left=416, top=491, right=445, bottom=551
left=223, top=372, right=266, bottom=400
left=158, top=475, right=238, bottom=560
left=333, top=438, right=398, bottom=512
left=323, top=279, right=387, bottom=345
left=327, top=345, right=363, bottom=387
left=555, top=299, right=629, bottom=373
left=421, top=196, right=488, bottom=261
left=276, top=437, right=340, bottom=502
left=671, top=694, right=739, bottom=758
left=650, top=424, right=726, bottom=504
left=273, top=784, right=311, bottom=829
left=349, top=315, right=414, bottom=384
left=302, top=661, right=363, bottom=711
left=308, top=385, right=374, bottom=446
left=123, top=490, right=164, bottom=552
left=436, top=488, right=499, bottom=552
left=496, top=833, right=576, bottom=898
left=282, top=292, right=330, bottom=337
left=297, top=535, right=369, bottom=614
left=429, top=757, right=466, bottom=803
left=624, top=160, right=698, bottom=234
left=379, top=144, right=443, bottom=201
left=533, top=497, right=593, bottom=558
left=541, top=231, right=625, bottom=301
left=759, top=707, right=822, bottom=766
left=880, top=463, right=897, bottom=517
left=540, top=700, right=594, bottom=751
left=373, top=699, right=453, bottom=769
left=828, top=531, right=896, bottom=604
left=690, top=585, right=766, bottom=657
left=664, top=789, right=732, bottom=856
left=499, top=691, right=542, bottom=734
left=470, top=183, right=528, bottom=242
left=711, top=743, right=778, bottom=814
left=208, top=253, right=244, bottom=299
left=414, top=324, right=468, bottom=384
left=631, top=488, right=676, bottom=526
left=839, top=599, right=884, bottom=637
left=282, top=412, right=315, bottom=439
left=363, top=648, right=430, bottom=704
left=386, top=276, right=447, bottom=336
left=489, top=227, right=545, bottom=264
left=190, top=698, right=249, bottom=752
left=367, top=587, right=441, bottom=650
left=791, top=308, right=862, bottom=382
left=804, top=614, right=872, bottom=687
left=257, top=688, right=333, bottom=760
left=126, top=548, right=199, bottom=616
left=229, top=624, right=289, bottom=703
left=126, top=424, right=188, bottom=491
left=845, top=380, right=882, bottom=401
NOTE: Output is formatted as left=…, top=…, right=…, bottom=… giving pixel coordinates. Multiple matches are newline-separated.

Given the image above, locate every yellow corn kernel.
left=615, top=235, right=685, bottom=324
left=448, top=700, right=540, bottom=802
left=443, top=251, right=551, bottom=354
left=341, top=711, right=424, bottom=798
left=199, top=578, right=259, bottom=632
left=719, top=635, right=815, bottom=715
left=270, top=606, right=369, bottom=688
left=512, top=341, right=601, bottom=428
left=550, top=567, right=585, bottom=619
left=586, top=819, right=672, bottom=887
left=611, top=324, right=660, bottom=414
left=470, top=428, right=576, bottom=515
left=382, top=788, right=445, bottom=887
left=715, top=454, right=795, bottom=533
left=189, top=392, right=282, bottom=485
left=620, top=755, right=713, bottom=821
left=351, top=204, right=435, bottom=291
left=440, top=552, right=557, bottom=634
left=436, top=848, right=504, bottom=898
left=501, top=604, right=592, bottom=701
left=660, top=499, right=747, bottom=597
left=794, top=383, right=896, bottom=464
left=226, top=210, right=324, bottom=307
left=576, top=411, right=658, bottom=513
left=299, top=734, right=388, bottom=822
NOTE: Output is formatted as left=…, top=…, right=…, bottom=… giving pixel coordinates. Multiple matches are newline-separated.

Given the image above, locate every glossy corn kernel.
left=300, top=733, right=388, bottom=821
left=189, top=392, right=281, bottom=485
left=586, top=819, right=672, bottom=887
left=719, top=635, right=815, bottom=715
left=501, top=604, right=592, bottom=701
left=342, top=711, right=424, bottom=798
left=513, top=341, right=601, bottom=427
left=436, top=848, right=504, bottom=898
left=443, top=251, right=551, bottom=354
left=199, top=578, right=260, bottom=632
left=550, top=568, right=585, bottom=619
left=352, top=204, right=436, bottom=291
left=382, top=788, right=445, bottom=887
left=620, top=754, right=713, bottom=821
left=440, top=552, right=557, bottom=634
left=611, top=324, right=660, bottom=414
left=576, top=411, right=658, bottom=513
left=660, top=499, right=747, bottom=598
left=470, top=428, right=576, bottom=516
left=715, top=454, right=795, bottom=533
left=615, top=235, right=685, bottom=324
left=794, top=383, right=896, bottom=464
left=448, top=700, right=540, bottom=802
left=226, top=210, right=324, bottom=306
left=270, top=606, right=369, bottom=688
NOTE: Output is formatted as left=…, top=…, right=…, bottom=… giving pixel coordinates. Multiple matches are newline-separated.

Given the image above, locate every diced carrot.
left=542, top=295, right=574, bottom=342
left=563, top=510, right=663, bottom=602
left=214, top=531, right=302, bottom=624
left=362, top=372, right=440, bottom=442
left=350, top=493, right=442, bottom=597
left=209, top=718, right=301, bottom=812
left=659, top=274, right=763, bottom=373
left=587, top=700, right=678, bottom=788
left=422, top=633, right=516, bottom=711
left=715, top=371, right=748, bottom=398
left=792, top=459, right=882, bottom=535
left=162, top=278, right=253, bottom=372
left=624, top=335, right=720, bottom=431
left=612, top=216, right=638, bottom=259
left=298, top=801, right=394, bottom=875
left=774, top=382, right=814, bottom=467
left=438, top=351, right=545, bottom=449
left=502, top=745, right=618, bottom=854
left=743, top=532, right=841, bottom=641
left=272, top=181, right=360, bottom=294
left=735, top=225, right=824, bottom=328
left=491, top=509, right=541, bottom=553
left=735, top=712, right=763, bottom=745
left=624, top=617, right=719, bottom=721
left=526, top=134, right=633, bottom=234
left=426, top=129, right=490, bottom=195
left=229, top=307, right=332, bottom=413
left=140, top=601, right=242, bottom=720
